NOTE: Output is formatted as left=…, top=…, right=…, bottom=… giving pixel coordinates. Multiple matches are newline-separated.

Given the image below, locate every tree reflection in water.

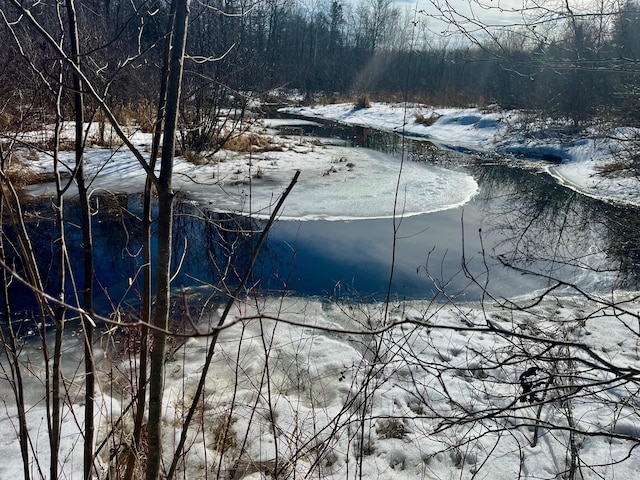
left=470, top=163, right=640, bottom=290
left=1, top=194, right=265, bottom=326
left=4, top=130, right=640, bottom=328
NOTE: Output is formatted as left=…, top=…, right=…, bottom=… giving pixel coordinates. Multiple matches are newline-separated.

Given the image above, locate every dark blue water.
left=3, top=124, right=640, bottom=329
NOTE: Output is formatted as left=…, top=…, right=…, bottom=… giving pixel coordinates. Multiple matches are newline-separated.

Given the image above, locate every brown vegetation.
left=223, top=132, right=283, bottom=153
left=353, top=94, right=371, bottom=110
left=113, top=100, right=158, bottom=133
left=414, top=112, right=441, bottom=126
left=594, top=159, right=640, bottom=177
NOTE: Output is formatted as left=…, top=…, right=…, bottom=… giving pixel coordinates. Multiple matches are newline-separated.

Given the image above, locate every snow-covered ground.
left=19, top=118, right=477, bottom=221
left=2, top=102, right=640, bottom=479
left=3, top=294, right=640, bottom=479
left=281, top=102, right=640, bottom=206
left=18, top=101, right=640, bottom=218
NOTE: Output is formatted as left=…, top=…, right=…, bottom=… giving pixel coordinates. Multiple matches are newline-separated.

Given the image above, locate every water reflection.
left=3, top=122, right=640, bottom=326
left=1, top=196, right=262, bottom=322
left=275, top=119, right=640, bottom=295
left=277, top=119, right=441, bottom=158
left=471, top=164, right=640, bottom=289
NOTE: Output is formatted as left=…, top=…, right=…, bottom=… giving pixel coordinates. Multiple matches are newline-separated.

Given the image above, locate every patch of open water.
left=3, top=120, right=640, bottom=328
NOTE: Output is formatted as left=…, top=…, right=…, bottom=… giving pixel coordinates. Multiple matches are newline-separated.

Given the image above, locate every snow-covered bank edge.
left=13, top=117, right=479, bottom=221
left=281, top=102, right=640, bottom=207
left=3, top=292, right=640, bottom=479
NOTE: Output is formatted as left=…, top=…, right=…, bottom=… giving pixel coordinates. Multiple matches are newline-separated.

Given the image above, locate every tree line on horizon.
left=3, top=0, right=640, bottom=130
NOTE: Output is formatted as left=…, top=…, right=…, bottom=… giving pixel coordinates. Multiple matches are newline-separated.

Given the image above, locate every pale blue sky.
left=389, top=1, right=614, bottom=38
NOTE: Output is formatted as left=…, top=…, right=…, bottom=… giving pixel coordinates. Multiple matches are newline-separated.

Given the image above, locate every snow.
left=20, top=118, right=478, bottom=221
left=19, top=102, right=640, bottom=213
left=3, top=294, right=640, bottom=478
left=282, top=102, right=640, bottom=206
left=3, top=102, right=640, bottom=478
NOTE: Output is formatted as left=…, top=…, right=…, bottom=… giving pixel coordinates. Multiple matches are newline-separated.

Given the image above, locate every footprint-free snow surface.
left=24, top=139, right=478, bottom=220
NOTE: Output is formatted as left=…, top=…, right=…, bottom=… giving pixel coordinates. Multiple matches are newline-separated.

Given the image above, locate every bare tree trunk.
left=124, top=4, right=177, bottom=477
left=64, top=1, right=95, bottom=478
left=146, top=1, right=190, bottom=479
left=0, top=143, right=31, bottom=480
left=50, top=62, right=66, bottom=480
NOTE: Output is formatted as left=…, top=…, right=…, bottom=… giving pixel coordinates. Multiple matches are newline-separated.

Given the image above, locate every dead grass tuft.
left=210, top=412, right=237, bottom=453
left=415, top=112, right=441, bottom=126
left=5, top=167, right=57, bottom=187
left=223, top=132, right=282, bottom=153
left=29, top=137, right=76, bottom=152
left=354, top=94, right=371, bottom=110
left=182, top=150, right=207, bottom=165
left=376, top=418, right=409, bottom=440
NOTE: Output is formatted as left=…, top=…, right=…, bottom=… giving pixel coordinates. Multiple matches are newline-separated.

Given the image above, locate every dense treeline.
left=3, top=0, right=640, bottom=126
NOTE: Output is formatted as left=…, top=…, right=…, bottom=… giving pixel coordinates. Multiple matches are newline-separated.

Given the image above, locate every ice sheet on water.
left=205, top=147, right=479, bottom=221
left=24, top=143, right=479, bottom=221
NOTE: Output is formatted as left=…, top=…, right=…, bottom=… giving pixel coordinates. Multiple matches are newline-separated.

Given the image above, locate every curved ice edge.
left=504, top=145, right=566, bottom=163
left=262, top=119, right=324, bottom=128
left=201, top=189, right=479, bottom=222
left=545, top=164, right=640, bottom=208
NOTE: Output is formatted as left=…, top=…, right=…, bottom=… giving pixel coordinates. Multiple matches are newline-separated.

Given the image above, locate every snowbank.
left=3, top=294, right=640, bottom=478
left=282, top=102, right=640, bottom=206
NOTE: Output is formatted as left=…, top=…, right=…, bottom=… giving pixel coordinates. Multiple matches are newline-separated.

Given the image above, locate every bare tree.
left=146, top=1, right=190, bottom=478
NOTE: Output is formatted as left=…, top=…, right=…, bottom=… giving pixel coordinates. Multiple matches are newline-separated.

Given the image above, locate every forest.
left=3, top=0, right=640, bottom=130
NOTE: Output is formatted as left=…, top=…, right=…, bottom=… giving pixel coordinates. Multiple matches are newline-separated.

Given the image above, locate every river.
left=3, top=118, right=640, bottom=327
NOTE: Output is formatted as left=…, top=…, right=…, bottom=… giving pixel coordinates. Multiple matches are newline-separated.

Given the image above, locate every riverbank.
left=3, top=102, right=640, bottom=479
left=281, top=102, right=640, bottom=207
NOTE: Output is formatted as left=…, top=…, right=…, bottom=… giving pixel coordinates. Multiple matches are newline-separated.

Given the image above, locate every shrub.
left=354, top=94, right=371, bottom=110
left=415, top=112, right=441, bottom=126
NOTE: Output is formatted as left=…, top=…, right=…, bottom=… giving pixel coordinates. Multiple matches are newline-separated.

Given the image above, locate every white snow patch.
left=3, top=295, right=640, bottom=478
left=282, top=102, right=640, bottom=206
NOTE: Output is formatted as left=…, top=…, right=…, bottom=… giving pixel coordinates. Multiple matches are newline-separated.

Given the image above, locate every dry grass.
left=25, top=136, right=76, bottom=152
left=223, top=132, right=282, bottom=153
left=4, top=168, right=58, bottom=187
left=182, top=150, right=207, bottom=165
left=309, top=89, right=490, bottom=109
left=2, top=150, right=59, bottom=186
left=415, top=112, right=441, bottom=126
left=353, top=94, right=371, bottom=110
left=209, top=412, right=237, bottom=453
left=113, top=100, right=158, bottom=133
left=375, top=418, right=409, bottom=440
left=594, top=160, right=637, bottom=177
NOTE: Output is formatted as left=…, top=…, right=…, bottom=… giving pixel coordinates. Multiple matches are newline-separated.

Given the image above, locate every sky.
left=391, top=0, right=617, bottom=39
